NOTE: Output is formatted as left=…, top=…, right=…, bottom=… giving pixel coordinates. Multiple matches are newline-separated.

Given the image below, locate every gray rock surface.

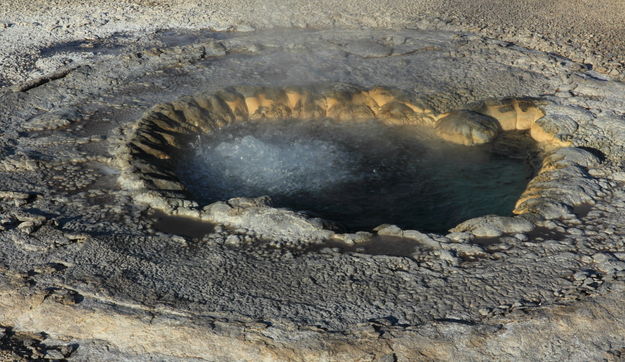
left=0, top=2, right=625, bottom=361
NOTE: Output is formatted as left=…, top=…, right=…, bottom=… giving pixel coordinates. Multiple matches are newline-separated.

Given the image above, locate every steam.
left=183, top=134, right=359, bottom=198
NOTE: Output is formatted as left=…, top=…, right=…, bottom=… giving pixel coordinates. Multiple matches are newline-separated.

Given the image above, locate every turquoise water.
left=176, top=119, right=537, bottom=233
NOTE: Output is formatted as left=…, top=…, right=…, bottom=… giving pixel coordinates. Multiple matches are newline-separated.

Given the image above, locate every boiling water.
left=176, top=119, right=537, bottom=233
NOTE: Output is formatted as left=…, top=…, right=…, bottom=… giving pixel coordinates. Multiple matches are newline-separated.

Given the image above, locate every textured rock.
left=0, top=25, right=624, bottom=361
left=435, top=110, right=501, bottom=145
left=451, top=215, right=534, bottom=237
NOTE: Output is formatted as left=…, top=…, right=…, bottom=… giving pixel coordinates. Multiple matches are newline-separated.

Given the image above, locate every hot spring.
left=175, top=119, right=538, bottom=233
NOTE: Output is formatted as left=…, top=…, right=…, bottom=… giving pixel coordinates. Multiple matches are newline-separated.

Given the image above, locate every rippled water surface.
left=176, top=119, right=537, bottom=233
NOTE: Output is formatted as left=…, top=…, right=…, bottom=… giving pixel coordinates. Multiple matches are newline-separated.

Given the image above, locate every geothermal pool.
left=176, top=120, right=538, bottom=233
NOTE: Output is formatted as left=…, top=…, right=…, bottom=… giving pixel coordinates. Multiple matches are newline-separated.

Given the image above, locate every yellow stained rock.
left=158, top=103, right=189, bottom=126
left=377, top=102, right=419, bottom=125
left=155, top=131, right=178, bottom=147
left=193, top=95, right=236, bottom=124
left=174, top=101, right=212, bottom=129
left=478, top=102, right=518, bottom=131
left=254, top=103, right=292, bottom=120
left=351, top=91, right=380, bottom=112
left=137, top=87, right=564, bottom=167
left=215, top=90, right=248, bottom=120
left=284, top=88, right=305, bottom=109
left=435, top=110, right=501, bottom=146
left=530, top=121, right=571, bottom=148
left=131, top=141, right=171, bottom=160
left=401, top=102, right=429, bottom=115
left=328, top=103, right=374, bottom=121
left=298, top=102, right=326, bottom=120
left=515, top=100, right=545, bottom=130
left=238, top=88, right=291, bottom=120
left=366, top=87, right=397, bottom=108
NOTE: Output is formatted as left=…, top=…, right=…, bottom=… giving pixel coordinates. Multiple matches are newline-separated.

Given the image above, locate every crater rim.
left=115, top=82, right=598, bottom=246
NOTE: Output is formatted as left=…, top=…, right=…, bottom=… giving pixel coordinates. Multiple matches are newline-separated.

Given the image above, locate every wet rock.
left=446, top=232, right=473, bottom=243
left=334, top=232, right=373, bottom=246
left=374, top=224, right=402, bottom=236
left=402, top=230, right=439, bottom=249
left=451, top=215, right=534, bottom=237
left=435, top=110, right=501, bottom=145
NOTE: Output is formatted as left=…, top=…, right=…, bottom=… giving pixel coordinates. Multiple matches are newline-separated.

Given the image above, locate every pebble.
left=225, top=235, right=241, bottom=246
left=567, top=228, right=583, bottom=235
left=592, top=253, right=609, bottom=263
